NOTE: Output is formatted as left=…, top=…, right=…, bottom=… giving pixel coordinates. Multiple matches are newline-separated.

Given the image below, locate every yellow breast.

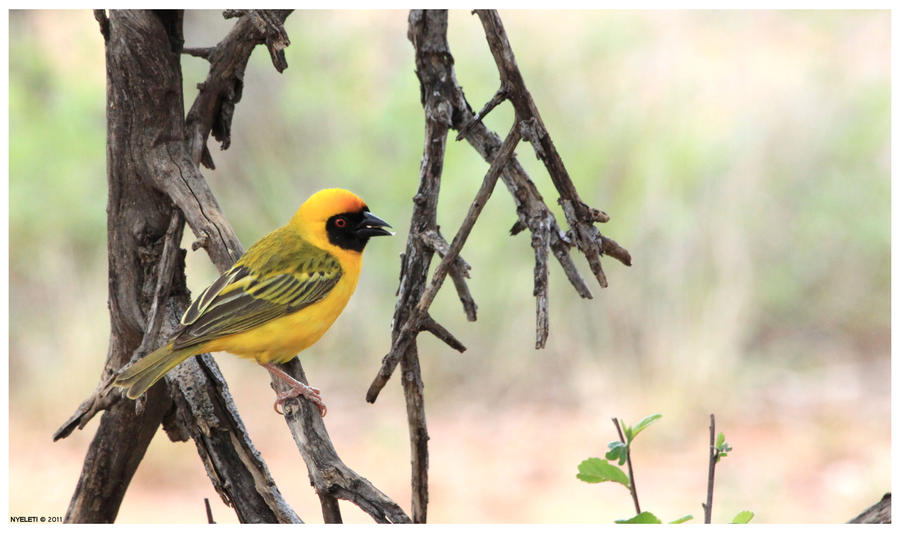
left=204, top=257, right=361, bottom=364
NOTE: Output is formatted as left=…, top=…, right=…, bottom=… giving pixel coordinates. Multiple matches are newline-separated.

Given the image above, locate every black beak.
left=355, top=211, right=393, bottom=238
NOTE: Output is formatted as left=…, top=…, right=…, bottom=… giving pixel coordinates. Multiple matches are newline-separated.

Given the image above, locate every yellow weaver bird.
left=114, top=188, right=392, bottom=417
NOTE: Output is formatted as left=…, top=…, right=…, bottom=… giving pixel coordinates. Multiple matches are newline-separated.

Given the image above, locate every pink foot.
left=262, top=362, right=328, bottom=417
left=273, top=382, right=327, bottom=417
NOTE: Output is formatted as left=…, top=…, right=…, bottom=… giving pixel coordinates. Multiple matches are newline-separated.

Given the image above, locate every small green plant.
left=577, top=413, right=754, bottom=524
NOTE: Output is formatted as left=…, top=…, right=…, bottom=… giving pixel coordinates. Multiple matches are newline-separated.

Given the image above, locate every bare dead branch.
left=370, top=11, right=631, bottom=522
left=204, top=498, right=215, bottom=524
left=272, top=359, right=412, bottom=524
left=367, top=121, right=522, bottom=404
left=93, top=10, right=109, bottom=42
left=319, top=496, right=343, bottom=524
left=456, top=85, right=507, bottom=141
left=474, top=9, right=632, bottom=289
left=58, top=9, right=404, bottom=524
left=532, top=229, right=550, bottom=349
left=404, top=10, right=611, bottom=353
left=421, top=314, right=467, bottom=352
left=54, top=211, right=185, bottom=440
left=418, top=229, right=477, bottom=321
left=184, top=9, right=293, bottom=169
left=369, top=10, right=461, bottom=521
left=848, top=493, right=891, bottom=524
left=401, top=343, right=429, bottom=523
left=183, top=46, right=214, bottom=59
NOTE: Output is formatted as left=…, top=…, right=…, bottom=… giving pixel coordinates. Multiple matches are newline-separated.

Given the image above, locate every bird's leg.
left=261, top=362, right=327, bottom=417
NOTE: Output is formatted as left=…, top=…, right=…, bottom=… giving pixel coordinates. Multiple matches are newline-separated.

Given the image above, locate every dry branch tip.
left=183, top=47, right=214, bottom=60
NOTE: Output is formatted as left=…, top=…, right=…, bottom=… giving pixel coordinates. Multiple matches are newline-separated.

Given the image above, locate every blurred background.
left=9, top=10, right=889, bottom=524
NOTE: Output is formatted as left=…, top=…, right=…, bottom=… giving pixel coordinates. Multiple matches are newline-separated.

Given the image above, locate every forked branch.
left=56, top=9, right=408, bottom=524
left=366, top=9, right=632, bottom=523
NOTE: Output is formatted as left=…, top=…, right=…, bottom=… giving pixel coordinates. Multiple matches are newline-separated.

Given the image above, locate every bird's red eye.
left=335, top=217, right=347, bottom=228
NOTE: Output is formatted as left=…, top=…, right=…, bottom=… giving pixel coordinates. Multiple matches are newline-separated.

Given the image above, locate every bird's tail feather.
left=114, top=343, right=195, bottom=399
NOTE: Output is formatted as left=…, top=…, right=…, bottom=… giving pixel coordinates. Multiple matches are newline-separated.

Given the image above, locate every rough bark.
left=56, top=9, right=405, bottom=524
left=364, top=9, right=631, bottom=522
left=368, top=10, right=632, bottom=407
left=848, top=493, right=891, bottom=524
left=274, top=359, right=411, bottom=524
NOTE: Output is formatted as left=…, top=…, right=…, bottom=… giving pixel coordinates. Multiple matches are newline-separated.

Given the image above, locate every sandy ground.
left=18, top=353, right=889, bottom=524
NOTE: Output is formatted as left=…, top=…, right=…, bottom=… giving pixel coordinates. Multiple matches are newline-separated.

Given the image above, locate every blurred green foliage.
left=10, top=8, right=890, bottom=399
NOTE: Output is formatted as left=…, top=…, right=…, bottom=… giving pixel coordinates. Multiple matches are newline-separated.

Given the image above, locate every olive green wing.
left=172, top=242, right=342, bottom=350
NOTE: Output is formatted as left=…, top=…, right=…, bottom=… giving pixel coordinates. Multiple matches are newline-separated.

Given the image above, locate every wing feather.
left=173, top=243, right=342, bottom=351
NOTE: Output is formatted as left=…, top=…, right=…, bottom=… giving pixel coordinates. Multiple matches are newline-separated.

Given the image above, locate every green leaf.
left=630, top=414, right=663, bottom=441
left=576, top=458, right=630, bottom=487
left=669, top=514, right=694, bottom=524
left=731, top=510, right=755, bottom=524
left=715, top=432, right=732, bottom=462
left=622, top=423, right=633, bottom=443
left=615, top=512, right=662, bottom=524
left=606, top=441, right=628, bottom=465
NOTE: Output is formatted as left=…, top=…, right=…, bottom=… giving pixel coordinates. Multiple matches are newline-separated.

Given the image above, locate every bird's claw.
left=273, top=383, right=327, bottom=417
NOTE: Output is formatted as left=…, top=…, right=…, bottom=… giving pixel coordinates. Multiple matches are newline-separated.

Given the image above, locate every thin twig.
left=474, top=9, right=632, bottom=289
left=456, top=85, right=507, bottom=141
left=406, top=9, right=624, bottom=350
left=612, top=418, right=641, bottom=514
left=703, top=413, right=717, bottom=523
left=378, top=13, right=458, bottom=520
left=417, top=121, right=521, bottom=327
left=421, top=314, right=466, bottom=352
left=136, top=210, right=185, bottom=355
left=54, top=211, right=185, bottom=440
left=184, top=9, right=293, bottom=168
left=183, top=47, right=214, bottom=60
left=204, top=498, right=215, bottom=524
left=532, top=229, right=550, bottom=348
left=319, top=495, right=342, bottom=524
left=93, top=10, right=109, bottom=42
left=419, top=229, right=477, bottom=321
left=402, top=343, right=429, bottom=523
left=367, top=122, right=522, bottom=403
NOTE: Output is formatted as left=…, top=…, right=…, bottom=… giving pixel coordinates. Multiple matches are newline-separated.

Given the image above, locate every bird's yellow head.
left=290, top=188, right=393, bottom=253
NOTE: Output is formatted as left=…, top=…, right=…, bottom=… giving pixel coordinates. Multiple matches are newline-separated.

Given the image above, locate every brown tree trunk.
left=61, top=10, right=298, bottom=523
left=64, top=10, right=189, bottom=522
left=57, top=10, right=408, bottom=524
